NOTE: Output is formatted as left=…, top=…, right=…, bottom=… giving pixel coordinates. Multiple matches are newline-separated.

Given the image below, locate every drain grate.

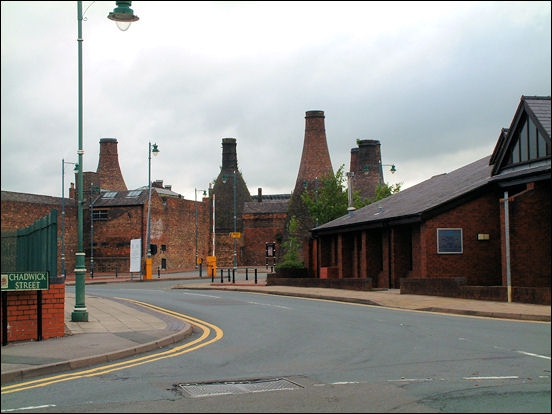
left=177, top=378, right=302, bottom=398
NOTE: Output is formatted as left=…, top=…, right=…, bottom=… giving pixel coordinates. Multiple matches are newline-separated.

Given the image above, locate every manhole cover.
left=177, top=378, right=302, bottom=398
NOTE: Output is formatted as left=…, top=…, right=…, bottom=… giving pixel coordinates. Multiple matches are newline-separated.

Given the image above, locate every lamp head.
left=222, top=175, right=228, bottom=184
left=108, top=1, right=139, bottom=31
left=152, top=143, right=159, bottom=156
left=390, top=164, right=396, bottom=174
left=74, top=164, right=80, bottom=173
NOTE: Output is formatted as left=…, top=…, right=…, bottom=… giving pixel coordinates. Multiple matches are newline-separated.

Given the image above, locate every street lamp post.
left=72, top=1, right=139, bottom=322
left=145, top=142, right=159, bottom=280
left=222, top=171, right=237, bottom=270
left=61, top=159, right=78, bottom=280
left=195, top=188, right=207, bottom=270
left=346, top=171, right=355, bottom=214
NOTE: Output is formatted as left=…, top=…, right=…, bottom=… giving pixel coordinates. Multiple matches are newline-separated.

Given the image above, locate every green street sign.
left=1, top=272, right=49, bottom=291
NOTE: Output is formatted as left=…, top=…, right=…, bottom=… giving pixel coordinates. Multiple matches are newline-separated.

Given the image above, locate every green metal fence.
left=1, top=209, right=59, bottom=282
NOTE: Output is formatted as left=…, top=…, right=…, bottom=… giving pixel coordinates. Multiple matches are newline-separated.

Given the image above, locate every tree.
left=301, top=164, right=402, bottom=226
left=278, top=215, right=303, bottom=267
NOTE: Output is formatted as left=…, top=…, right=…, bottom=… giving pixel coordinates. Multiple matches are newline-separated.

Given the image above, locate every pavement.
left=2, top=271, right=550, bottom=384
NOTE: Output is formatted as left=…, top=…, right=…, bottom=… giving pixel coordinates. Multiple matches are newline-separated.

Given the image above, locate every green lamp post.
left=72, top=1, right=139, bottom=322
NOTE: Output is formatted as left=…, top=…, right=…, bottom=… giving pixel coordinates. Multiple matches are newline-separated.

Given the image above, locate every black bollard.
left=220, top=268, right=223, bottom=283
left=245, top=268, right=248, bottom=281
left=211, top=268, right=214, bottom=283
left=255, top=268, right=258, bottom=284
left=228, top=269, right=230, bottom=282
left=199, top=263, right=202, bottom=277
left=158, top=267, right=160, bottom=278
left=232, top=268, right=235, bottom=283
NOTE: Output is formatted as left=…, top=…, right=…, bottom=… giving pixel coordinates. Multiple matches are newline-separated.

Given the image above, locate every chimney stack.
left=221, top=138, right=238, bottom=170
left=213, top=137, right=251, bottom=234
left=96, top=138, right=127, bottom=191
left=350, top=139, right=383, bottom=200
left=293, top=110, right=333, bottom=194
left=286, top=110, right=334, bottom=261
left=258, top=187, right=262, bottom=202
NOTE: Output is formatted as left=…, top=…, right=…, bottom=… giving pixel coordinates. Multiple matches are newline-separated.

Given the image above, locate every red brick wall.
left=85, top=205, right=143, bottom=273
left=242, top=212, right=287, bottom=266
left=501, top=181, right=551, bottom=287
left=1, top=284, right=65, bottom=343
left=421, top=193, right=502, bottom=285
left=1, top=199, right=78, bottom=276
left=84, top=194, right=211, bottom=274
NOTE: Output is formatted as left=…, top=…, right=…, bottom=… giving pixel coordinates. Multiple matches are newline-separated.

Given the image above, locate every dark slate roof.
left=314, top=156, right=492, bottom=233
left=94, top=189, right=148, bottom=207
left=243, top=199, right=289, bottom=214
left=525, top=96, right=551, bottom=137
left=1, top=191, right=70, bottom=206
left=490, top=96, right=551, bottom=177
left=251, top=194, right=291, bottom=201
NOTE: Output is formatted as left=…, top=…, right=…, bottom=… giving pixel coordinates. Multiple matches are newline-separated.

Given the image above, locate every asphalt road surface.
left=2, top=282, right=550, bottom=412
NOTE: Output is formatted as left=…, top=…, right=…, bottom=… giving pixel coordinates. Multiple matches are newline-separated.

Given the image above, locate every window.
left=507, top=115, right=550, bottom=166
left=437, top=228, right=463, bottom=254
left=126, top=190, right=142, bottom=198
left=103, top=191, right=117, bottom=199
left=161, top=258, right=167, bottom=270
left=519, top=120, right=528, bottom=162
left=161, top=244, right=167, bottom=252
left=92, top=210, right=108, bottom=220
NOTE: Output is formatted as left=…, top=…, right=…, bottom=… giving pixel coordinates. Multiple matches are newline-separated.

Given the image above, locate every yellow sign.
left=231, top=232, right=241, bottom=239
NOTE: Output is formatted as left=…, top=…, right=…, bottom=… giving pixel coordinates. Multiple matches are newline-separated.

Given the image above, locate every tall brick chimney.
left=351, top=139, right=383, bottom=201
left=285, top=110, right=333, bottom=261
left=96, top=138, right=127, bottom=191
left=213, top=138, right=251, bottom=233
left=292, top=110, right=333, bottom=195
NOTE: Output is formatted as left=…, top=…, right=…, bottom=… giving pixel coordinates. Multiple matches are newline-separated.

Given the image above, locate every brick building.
left=241, top=190, right=290, bottom=266
left=307, top=95, right=550, bottom=304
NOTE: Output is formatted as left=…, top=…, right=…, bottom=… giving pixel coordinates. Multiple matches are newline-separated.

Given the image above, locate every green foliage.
left=280, top=215, right=303, bottom=266
left=372, top=182, right=402, bottom=202
left=301, top=164, right=402, bottom=226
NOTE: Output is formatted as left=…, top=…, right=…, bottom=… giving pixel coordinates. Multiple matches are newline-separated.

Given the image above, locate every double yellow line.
left=1, top=299, right=223, bottom=395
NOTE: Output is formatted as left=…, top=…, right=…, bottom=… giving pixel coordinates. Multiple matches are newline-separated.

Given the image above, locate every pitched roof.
left=313, top=156, right=492, bottom=234
left=243, top=199, right=289, bottom=214
left=490, top=96, right=551, bottom=176
left=525, top=96, right=551, bottom=137
left=94, top=189, right=148, bottom=207
left=1, top=190, right=71, bottom=206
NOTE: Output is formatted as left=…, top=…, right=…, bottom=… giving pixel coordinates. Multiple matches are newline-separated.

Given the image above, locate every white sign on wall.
left=130, top=239, right=142, bottom=272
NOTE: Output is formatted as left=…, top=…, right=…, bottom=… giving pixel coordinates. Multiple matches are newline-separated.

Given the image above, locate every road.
left=2, top=281, right=550, bottom=412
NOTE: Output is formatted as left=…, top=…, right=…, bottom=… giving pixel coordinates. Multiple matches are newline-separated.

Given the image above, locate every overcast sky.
left=1, top=1, right=550, bottom=202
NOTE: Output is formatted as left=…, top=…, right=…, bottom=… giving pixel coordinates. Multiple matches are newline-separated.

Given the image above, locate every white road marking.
left=180, top=292, right=221, bottom=299
left=1, top=405, right=56, bottom=412
left=516, top=350, right=551, bottom=360
left=387, top=378, right=433, bottom=382
left=247, top=301, right=290, bottom=310
left=463, top=376, right=519, bottom=380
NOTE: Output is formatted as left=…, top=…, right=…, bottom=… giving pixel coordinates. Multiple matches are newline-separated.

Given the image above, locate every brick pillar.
left=360, top=231, right=367, bottom=279
left=337, top=234, right=343, bottom=279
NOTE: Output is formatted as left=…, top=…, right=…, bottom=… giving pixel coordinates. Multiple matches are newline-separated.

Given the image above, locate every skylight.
left=103, top=191, right=117, bottom=199
left=126, top=190, right=142, bottom=198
